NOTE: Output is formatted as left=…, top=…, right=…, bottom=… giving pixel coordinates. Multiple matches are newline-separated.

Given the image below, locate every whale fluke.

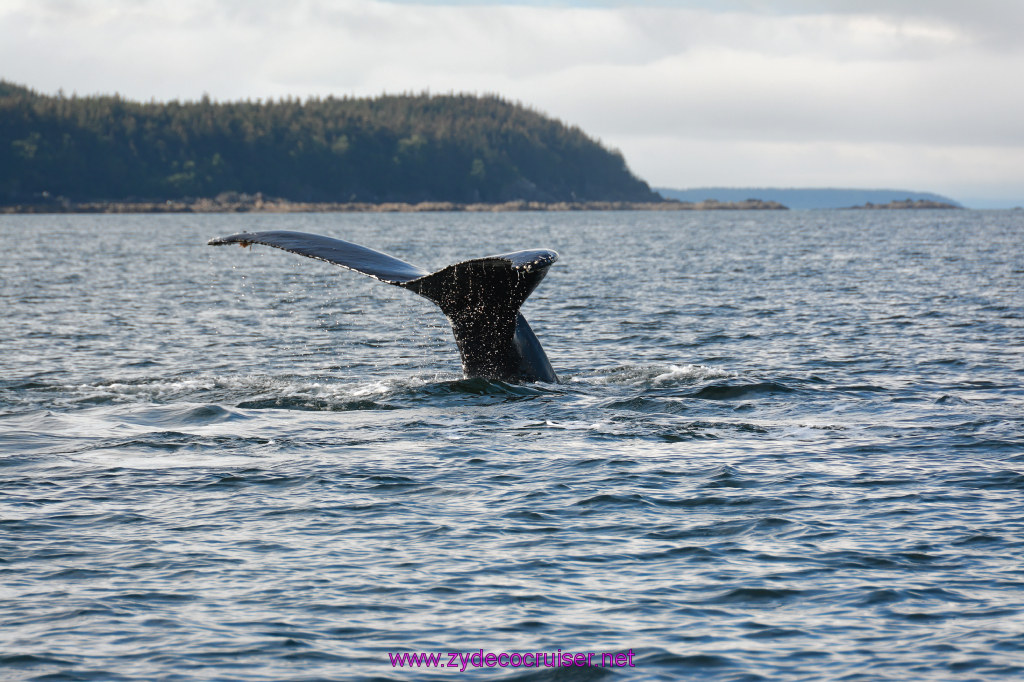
left=208, top=230, right=558, bottom=383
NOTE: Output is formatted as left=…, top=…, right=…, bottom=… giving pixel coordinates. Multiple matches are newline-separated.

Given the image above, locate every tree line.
left=0, top=81, right=659, bottom=205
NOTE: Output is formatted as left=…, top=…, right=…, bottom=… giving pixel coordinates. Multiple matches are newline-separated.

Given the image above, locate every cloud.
left=535, top=45, right=1024, bottom=146
left=1, top=0, right=1021, bottom=201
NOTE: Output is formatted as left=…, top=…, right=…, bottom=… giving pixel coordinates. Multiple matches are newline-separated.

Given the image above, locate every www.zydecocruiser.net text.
left=388, top=649, right=636, bottom=671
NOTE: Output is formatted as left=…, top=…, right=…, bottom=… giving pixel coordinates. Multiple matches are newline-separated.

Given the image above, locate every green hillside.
left=0, top=81, right=658, bottom=205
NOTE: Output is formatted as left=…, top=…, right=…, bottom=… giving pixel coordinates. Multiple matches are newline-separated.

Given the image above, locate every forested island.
left=1, top=80, right=662, bottom=208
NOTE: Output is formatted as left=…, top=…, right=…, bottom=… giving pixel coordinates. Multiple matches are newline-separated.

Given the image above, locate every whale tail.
left=208, top=230, right=558, bottom=383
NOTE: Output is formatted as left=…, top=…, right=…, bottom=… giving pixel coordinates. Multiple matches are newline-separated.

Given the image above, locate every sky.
left=2, top=0, right=1022, bottom=207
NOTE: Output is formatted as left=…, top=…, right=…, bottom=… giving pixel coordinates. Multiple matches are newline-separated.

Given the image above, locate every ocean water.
left=1, top=209, right=1022, bottom=681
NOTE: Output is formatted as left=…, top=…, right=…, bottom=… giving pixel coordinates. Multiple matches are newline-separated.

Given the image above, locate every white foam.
left=573, top=363, right=736, bottom=387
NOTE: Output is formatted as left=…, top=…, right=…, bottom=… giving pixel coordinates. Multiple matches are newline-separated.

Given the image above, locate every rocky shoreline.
left=846, top=199, right=961, bottom=209
left=1, top=195, right=788, bottom=214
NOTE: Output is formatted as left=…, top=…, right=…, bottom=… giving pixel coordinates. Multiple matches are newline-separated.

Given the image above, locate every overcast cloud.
left=2, top=0, right=1022, bottom=205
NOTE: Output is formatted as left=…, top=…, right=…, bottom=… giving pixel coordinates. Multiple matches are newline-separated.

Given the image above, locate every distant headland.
left=3, top=80, right=670, bottom=209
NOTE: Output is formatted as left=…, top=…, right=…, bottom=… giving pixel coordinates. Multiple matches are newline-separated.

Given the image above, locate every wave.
left=689, top=381, right=795, bottom=400
left=569, top=363, right=736, bottom=387
left=4, top=363, right=761, bottom=414
left=0, top=372, right=571, bottom=420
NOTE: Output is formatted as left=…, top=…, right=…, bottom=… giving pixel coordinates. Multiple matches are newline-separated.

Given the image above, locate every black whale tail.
left=208, top=230, right=558, bottom=383
left=403, top=251, right=557, bottom=383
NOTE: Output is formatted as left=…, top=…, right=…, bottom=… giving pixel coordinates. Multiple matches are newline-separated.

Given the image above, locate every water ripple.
left=1, top=210, right=1023, bottom=681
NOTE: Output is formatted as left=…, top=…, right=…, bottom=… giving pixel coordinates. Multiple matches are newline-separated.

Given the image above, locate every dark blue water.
left=2, top=210, right=1023, bottom=681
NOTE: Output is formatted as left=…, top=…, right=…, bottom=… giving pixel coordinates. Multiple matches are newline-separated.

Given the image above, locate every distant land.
left=846, top=199, right=960, bottom=210
left=5, top=80, right=989, bottom=213
left=0, top=195, right=787, bottom=214
left=657, top=187, right=963, bottom=210
left=0, top=80, right=659, bottom=207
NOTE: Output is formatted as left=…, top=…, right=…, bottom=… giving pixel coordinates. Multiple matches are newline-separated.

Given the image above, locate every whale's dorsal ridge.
left=209, top=230, right=558, bottom=383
